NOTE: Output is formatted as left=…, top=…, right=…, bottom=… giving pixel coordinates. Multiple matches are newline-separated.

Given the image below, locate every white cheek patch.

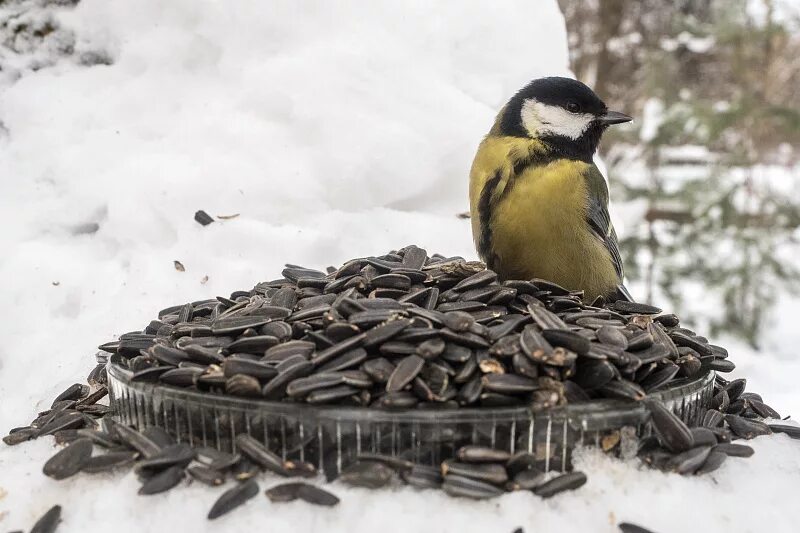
left=520, top=99, right=595, bottom=140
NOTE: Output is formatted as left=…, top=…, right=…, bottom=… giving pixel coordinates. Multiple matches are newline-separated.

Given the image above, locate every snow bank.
left=0, top=0, right=569, bottom=423
left=1, top=1, right=798, bottom=532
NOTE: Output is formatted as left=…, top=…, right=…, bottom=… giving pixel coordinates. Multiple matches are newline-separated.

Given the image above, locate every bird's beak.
left=597, top=110, right=633, bottom=125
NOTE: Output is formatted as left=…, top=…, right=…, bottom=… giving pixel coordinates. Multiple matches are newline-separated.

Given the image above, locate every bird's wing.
left=583, top=163, right=624, bottom=282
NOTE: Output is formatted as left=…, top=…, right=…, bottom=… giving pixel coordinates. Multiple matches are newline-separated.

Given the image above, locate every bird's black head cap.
left=497, top=77, right=629, bottom=162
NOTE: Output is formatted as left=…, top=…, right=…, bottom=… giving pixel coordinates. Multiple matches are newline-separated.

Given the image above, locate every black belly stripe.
left=477, top=173, right=501, bottom=268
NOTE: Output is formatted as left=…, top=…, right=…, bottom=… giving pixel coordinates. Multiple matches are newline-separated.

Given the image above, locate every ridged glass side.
left=107, top=363, right=714, bottom=475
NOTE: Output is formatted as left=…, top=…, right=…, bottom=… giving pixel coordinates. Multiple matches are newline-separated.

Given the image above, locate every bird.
left=468, top=76, right=633, bottom=302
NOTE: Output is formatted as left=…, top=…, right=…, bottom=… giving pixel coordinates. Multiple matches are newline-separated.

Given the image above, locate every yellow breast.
left=468, top=136, right=619, bottom=300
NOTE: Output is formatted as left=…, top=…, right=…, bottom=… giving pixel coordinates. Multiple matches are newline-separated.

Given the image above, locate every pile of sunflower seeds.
left=94, top=246, right=735, bottom=409
left=638, top=374, right=797, bottom=475
left=3, top=246, right=796, bottom=526
left=3, top=378, right=793, bottom=525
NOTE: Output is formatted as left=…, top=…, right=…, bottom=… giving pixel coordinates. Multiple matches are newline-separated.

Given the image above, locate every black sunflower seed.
left=481, top=374, right=538, bottom=395
left=339, top=461, right=394, bottom=488
left=531, top=471, right=587, bottom=498
left=296, top=484, right=340, bottom=506
left=667, top=445, right=712, bottom=475
left=264, top=481, right=304, bottom=503
left=208, top=478, right=260, bottom=519
left=187, top=464, right=225, bottom=486
left=442, top=474, right=504, bottom=499
left=43, top=438, right=93, bottom=480
left=725, top=415, right=772, bottom=439
left=136, top=443, right=195, bottom=473
left=713, top=443, right=755, bottom=457
left=696, top=450, right=727, bottom=475
left=386, top=355, right=425, bottom=392
left=235, top=434, right=288, bottom=475
left=506, top=468, right=546, bottom=490
left=401, top=464, right=443, bottom=489
left=618, top=523, right=658, bottom=533
left=30, top=505, right=62, bottom=533
left=442, top=461, right=508, bottom=485
left=82, top=451, right=138, bottom=474
left=645, top=400, right=694, bottom=453
left=139, top=465, right=184, bottom=495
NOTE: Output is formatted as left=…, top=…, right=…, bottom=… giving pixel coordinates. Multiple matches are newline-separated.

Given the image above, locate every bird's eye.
left=566, top=102, right=580, bottom=113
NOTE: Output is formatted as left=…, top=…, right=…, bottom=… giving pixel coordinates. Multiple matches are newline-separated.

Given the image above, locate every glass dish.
left=107, top=362, right=714, bottom=475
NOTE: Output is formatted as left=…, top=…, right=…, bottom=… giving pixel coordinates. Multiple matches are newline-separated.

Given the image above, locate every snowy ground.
left=1, top=1, right=799, bottom=532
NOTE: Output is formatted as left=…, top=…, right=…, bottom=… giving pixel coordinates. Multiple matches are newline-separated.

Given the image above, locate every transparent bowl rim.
left=107, top=362, right=714, bottom=424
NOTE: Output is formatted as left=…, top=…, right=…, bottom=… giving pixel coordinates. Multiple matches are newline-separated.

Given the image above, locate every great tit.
left=468, top=77, right=633, bottom=302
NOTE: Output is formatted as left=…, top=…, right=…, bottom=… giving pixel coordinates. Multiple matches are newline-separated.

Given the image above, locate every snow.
left=1, top=1, right=799, bottom=532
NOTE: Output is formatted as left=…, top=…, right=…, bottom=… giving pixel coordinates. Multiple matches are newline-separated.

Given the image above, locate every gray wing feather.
left=584, top=164, right=625, bottom=282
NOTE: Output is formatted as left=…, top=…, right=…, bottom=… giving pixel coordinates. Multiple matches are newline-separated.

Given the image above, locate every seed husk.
left=208, top=478, right=260, bottom=519
left=43, top=438, right=93, bottom=480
